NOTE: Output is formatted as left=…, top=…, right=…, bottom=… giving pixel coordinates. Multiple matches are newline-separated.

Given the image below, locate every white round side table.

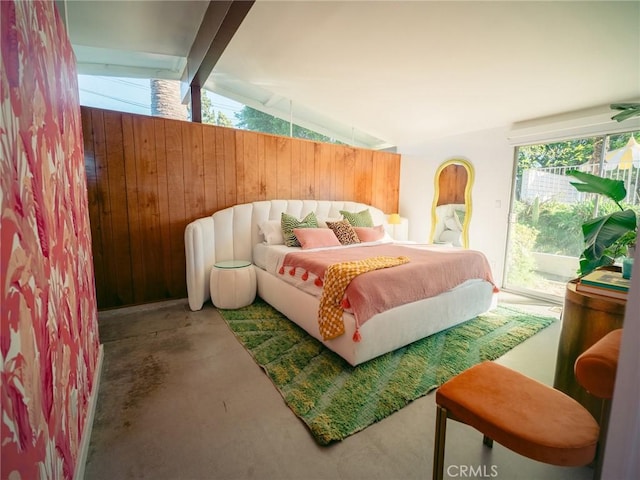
left=210, top=260, right=256, bottom=309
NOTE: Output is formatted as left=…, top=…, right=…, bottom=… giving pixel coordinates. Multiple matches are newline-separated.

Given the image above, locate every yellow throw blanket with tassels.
left=318, top=256, right=410, bottom=341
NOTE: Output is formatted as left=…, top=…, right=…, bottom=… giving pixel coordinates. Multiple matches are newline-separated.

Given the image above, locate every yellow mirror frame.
left=429, top=158, right=475, bottom=248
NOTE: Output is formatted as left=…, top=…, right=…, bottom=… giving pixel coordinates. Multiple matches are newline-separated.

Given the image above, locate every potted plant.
left=567, top=170, right=637, bottom=276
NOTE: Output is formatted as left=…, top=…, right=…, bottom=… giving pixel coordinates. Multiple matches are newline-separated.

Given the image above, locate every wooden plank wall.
left=437, top=164, right=468, bottom=206
left=81, top=106, right=401, bottom=309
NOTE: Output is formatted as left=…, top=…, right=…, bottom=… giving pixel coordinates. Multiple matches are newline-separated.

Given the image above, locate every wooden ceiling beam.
left=181, top=0, right=254, bottom=115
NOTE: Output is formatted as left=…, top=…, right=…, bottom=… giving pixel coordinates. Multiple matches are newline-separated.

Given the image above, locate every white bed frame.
left=185, top=200, right=496, bottom=366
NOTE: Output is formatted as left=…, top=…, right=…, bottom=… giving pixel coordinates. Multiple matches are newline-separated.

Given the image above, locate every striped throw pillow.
left=281, top=212, right=318, bottom=247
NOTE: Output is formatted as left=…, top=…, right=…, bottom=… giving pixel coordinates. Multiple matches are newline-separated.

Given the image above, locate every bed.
left=185, top=200, right=497, bottom=366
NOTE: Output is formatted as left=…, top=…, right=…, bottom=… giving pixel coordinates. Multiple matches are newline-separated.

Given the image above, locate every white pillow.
left=444, top=217, right=462, bottom=232
left=439, top=229, right=462, bottom=246
left=259, top=220, right=284, bottom=245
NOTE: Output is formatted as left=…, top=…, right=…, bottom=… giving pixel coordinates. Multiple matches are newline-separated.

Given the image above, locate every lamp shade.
left=388, top=213, right=401, bottom=225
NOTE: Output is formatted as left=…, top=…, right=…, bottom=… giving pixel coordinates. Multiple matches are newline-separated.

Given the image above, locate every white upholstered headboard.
left=184, top=200, right=388, bottom=311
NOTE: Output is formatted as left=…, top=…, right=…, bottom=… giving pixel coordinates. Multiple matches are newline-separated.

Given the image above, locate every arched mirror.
left=429, top=158, right=474, bottom=248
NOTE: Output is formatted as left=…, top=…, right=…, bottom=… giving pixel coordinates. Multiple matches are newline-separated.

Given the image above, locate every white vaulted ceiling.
left=63, top=0, right=640, bottom=151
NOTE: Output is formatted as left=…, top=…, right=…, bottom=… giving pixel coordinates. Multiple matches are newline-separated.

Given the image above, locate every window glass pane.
left=233, top=106, right=341, bottom=143
left=78, top=75, right=343, bottom=143
left=79, top=75, right=191, bottom=121
left=505, top=130, right=639, bottom=300
left=149, top=79, right=189, bottom=120
left=200, top=91, right=242, bottom=126
left=78, top=75, right=151, bottom=115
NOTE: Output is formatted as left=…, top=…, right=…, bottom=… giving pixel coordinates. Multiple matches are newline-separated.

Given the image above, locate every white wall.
left=399, top=126, right=515, bottom=283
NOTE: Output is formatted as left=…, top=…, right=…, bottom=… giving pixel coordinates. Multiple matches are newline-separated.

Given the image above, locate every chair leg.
left=483, top=435, right=494, bottom=448
left=593, top=399, right=611, bottom=480
left=433, top=405, right=448, bottom=480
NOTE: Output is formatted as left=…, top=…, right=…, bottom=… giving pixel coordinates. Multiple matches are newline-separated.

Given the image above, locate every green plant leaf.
left=581, top=209, right=637, bottom=260
left=579, top=255, right=615, bottom=276
left=610, top=103, right=640, bottom=122
left=567, top=170, right=627, bottom=203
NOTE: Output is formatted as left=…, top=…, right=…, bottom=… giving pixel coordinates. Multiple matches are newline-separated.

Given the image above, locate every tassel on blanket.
left=314, top=278, right=323, bottom=287
left=493, top=285, right=500, bottom=293
left=279, top=266, right=285, bottom=275
left=302, top=271, right=309, bottom=281
left=341, top=297, right=350, bottom=309
left=353, top=328, right=361, bottom=342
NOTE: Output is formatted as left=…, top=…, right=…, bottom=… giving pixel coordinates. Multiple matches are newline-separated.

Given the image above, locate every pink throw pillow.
left=354, top=225, right=386, bottom=242
left=293, top=228, right=341, bottom=249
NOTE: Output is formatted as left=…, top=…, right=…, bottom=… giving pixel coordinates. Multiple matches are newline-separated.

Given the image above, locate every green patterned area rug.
left=218, top=298, right=556, bottom=445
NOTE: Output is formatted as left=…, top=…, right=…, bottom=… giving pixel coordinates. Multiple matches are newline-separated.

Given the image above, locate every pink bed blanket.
left=280, top=244, right=497, bottom=331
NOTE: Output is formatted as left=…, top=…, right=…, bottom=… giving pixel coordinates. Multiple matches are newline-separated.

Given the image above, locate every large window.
left=78, top=75, right=346, bottom=145
left=78, top=75, right=152, bottom=116
left=504, top=130, right=640, bottom=300
left=78, top=75, right=242, bottom=124
left=234, top=106, right=341, bottom=144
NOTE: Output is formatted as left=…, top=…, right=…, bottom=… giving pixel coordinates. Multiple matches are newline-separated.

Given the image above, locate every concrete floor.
left=84, top=293, right=594, bottom=480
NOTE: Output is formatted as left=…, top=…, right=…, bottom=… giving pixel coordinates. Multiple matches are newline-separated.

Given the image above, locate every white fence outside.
left=520, top=164, right=640, bottom=205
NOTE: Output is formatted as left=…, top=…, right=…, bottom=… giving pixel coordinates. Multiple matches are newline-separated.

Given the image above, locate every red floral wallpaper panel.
left=1, top=1, right=100, bottom=478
